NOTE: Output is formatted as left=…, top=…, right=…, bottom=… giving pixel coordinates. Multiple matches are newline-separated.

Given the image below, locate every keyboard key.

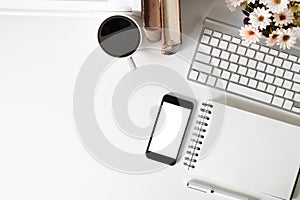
left=228, top=82, right=272, bottom=103
left=275, top=87, right=285, bottom=96
left=211, top=57, right=220, bottom=67
left=275, top=68, right=284, bottom=76
left=195, top=53, right=211, bottom=63
left=194, top=62, right=212, bottom=74
left=210, top=38, right=219, bottom=46
left=264, top=55, right=274, bottom=64
left=238, top=56, right=248, bottom=65
left=292, top=106, right=300, bottom=113
left=283, top=100, right=293, bottom=110
left=222, top=34, right=231, bottom=41
left=207, top=76, right=217, bottom=86
left=229, top=63, right=238, bottom=72
left=250, top=43, right=259, bottom=50
left=283, top=80, right=292, bottom=89
left=256, top=71, right=265, bottom=80
left=249, top=79, right=258, bottom=88
left=241, top=40, right=250, bottom=47
left=189, top=70, right=199, bottom=80
left=201, top=35, right=210, bottom=44
left=260, top=46, right=269, bottom=53
left=284, top=90, right=294, bottom=99
left=273, top=58, right=283, bottom=67
left=288, top=54, right=297, bottom=62
left=279, top=52, right=288, bottom=59
left=256, top=62, right=266, bottom=71
left=232, top=37, right=241, bottom=44
left=228, top=44, right=237, bottom=52
left=237, top=46, right=246, bottom=55
left=219, top=41, right=228, bottom=49
left=212, top=48, right=221, bottom=57
left=269, top=49, right=278, bottom=56
left=220, top=60, right=229, bottom=69
left=274, top=77, right=283, bottom=86
left=293, top=74, right=300, bottom=83
left=290, top=104, right=299, bottom=111
left=216, top=79, right=228, bottom=89
left=220, top=51, right=230, bottom=60
left=284, top=70, right=293, bottom=79
left=257, top=82, right=267, bottom=91
left=247, top=69, right=256, bottom=78
left=265, top=74, right=274, bottom=83
left=230, top=73, right=240, bottom=82
left=291, top=106, right=300, bottom=113
left=266, top=65, right=275, bottom=73
left=238, top=66, right=247, bottom=75
left=213, top=31, right=222, bottom=38
left=246, top=49, right=255, bottom=57
left=204, top=28, right=213, bottom=35
left=198, top=44, right=212, bottom=54
left=198, top=73, right=208, bottom=83
left=240, top=76, right=249, bottom=85
left=212, top=68, right=222, bottom=77
left=229, top=54, right=239, bottom=62
left=266, top=84, right=276, bottom=93
left=272, top=96, right=284, bottom=107
left=283, top=60, right=292, bottom=69
left=292, top=83, right=300, bottom=92
left=248, top=60, right=257, bottom=68
left=255, top=52, right=265, bottom=61
left=292, top=63, right=300, bottom=72
left=294, top=93, right=300, bottom=101
left=221, top=70, right=231, bottom=79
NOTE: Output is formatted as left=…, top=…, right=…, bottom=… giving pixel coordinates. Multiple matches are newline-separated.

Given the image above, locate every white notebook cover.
left=184, top=102, right=300, bottom=200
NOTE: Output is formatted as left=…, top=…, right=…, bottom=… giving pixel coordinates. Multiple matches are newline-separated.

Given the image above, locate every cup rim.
left=98, top=14, right=142, bottom=58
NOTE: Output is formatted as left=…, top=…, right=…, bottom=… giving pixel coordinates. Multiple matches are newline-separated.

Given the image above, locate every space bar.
left=227, top=82, right=272, bottom=103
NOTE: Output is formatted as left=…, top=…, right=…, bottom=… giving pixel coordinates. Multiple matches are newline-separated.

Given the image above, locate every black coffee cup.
left=98, top=15, right=142, bottom=71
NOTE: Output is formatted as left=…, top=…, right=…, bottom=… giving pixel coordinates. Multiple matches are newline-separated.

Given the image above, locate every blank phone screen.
left=148, top=102, right=192, bottom=159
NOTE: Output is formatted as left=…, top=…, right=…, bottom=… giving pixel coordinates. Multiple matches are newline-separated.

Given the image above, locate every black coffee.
left=98, top=15, right=141, bottom=58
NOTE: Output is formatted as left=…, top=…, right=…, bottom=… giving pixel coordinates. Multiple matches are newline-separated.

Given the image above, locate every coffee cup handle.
left=127, top=56, right=137, bottom=71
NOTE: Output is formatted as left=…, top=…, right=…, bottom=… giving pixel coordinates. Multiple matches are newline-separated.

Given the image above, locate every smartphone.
left=146, top=94, right=194, bottom=165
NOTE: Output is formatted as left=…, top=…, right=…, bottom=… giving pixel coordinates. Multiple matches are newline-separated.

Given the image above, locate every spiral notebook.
left=183, top=102, right=300, bottom=200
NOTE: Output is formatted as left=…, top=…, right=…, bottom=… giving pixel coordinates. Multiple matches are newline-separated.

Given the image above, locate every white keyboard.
left=188, top=18, right=300, bottom=116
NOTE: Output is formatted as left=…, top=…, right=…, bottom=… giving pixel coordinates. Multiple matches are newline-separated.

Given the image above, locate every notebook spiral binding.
left=183, top=102, right=213, bottom=170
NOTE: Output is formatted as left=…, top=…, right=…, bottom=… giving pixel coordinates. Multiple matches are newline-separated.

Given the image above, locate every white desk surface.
left=0, top=0, right=299, bottom=200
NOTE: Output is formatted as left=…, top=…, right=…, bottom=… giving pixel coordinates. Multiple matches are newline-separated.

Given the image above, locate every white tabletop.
left=0, top=0, right=299, bottom=200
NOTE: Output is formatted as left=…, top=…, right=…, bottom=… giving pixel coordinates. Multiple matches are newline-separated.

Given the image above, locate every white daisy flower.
left=239, top=25, right=262, bottom=44
left=249, top=7, right=272, bottom=29
left=277, top=28, right=297, bottom=49
left=225, top=0, right=241, bottom=12
left=266, top=29, right=281, bottom=46
left=267, top=0, right=289, bottom=13
left=273, top=8, right=294, bottom=26
left=260, top=0, right=269, bottom=5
